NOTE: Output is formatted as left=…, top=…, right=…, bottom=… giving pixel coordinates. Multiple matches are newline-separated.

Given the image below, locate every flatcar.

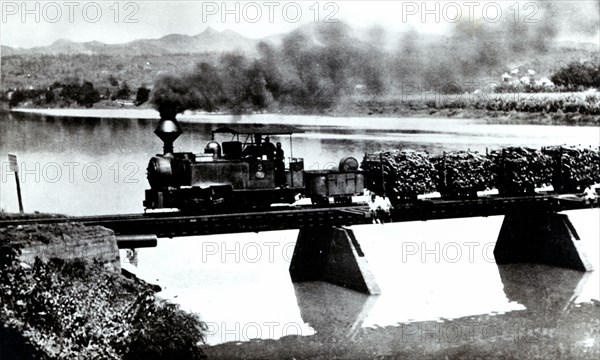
left=143, top=118, right=364, bottom=212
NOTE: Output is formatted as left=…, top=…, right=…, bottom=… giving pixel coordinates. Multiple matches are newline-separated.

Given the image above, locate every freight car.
left=362, top=147, right=600, bottom=207
left=304, top=157, right=364, bottom=206
left=143, top=118, right=364, bottom=212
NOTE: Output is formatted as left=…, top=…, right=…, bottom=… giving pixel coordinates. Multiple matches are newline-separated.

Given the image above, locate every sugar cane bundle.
left=488, top=147, right=553, bottom=195
left=431, top=151, right=494, bottom=198
left=593, top=148, right=600, bottom=183
left=362, top=150, right=436, bottom=203
left=362, top=152, right=388, bottom=196
left=542, top=145, right=600, bottom=192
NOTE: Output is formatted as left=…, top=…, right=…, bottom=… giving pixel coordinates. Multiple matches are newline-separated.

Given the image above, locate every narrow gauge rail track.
left=1, top=194, right=594, bottom=239
left=0, top=202, right=361, bottom=228
left=0, top=205, right=370, bottom=238
left=0, top=213, right=147, bottom=227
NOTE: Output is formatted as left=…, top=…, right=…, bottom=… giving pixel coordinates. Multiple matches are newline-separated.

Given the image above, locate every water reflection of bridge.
left=205, top=265, right=593, bottom=359
left=1, top=194, right=596, bottom=294
left=293, top=263, right=591, bottom=340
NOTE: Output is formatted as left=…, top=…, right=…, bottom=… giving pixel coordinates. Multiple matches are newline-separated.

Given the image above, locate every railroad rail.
left=0, top=194, right=594, bottom=238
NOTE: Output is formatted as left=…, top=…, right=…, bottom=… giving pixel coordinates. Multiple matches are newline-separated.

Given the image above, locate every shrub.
left=124, top=290, right=207, bottom=360
left=551, top=61, right=600, bottom=90
left=0, top=245, right=207, bottom=359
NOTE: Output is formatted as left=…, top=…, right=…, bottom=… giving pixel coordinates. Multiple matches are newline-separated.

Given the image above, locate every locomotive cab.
left=209, top=124, right=305, bottom=190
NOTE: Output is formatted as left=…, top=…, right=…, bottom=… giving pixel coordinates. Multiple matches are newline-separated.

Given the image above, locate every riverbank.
left=0, top=219, right=207, bottom=359
left=302, top=92, right=600, bottom=126
left=9, top=106, right=600, bottom=128
left=7, top=91, right=600, bottom=126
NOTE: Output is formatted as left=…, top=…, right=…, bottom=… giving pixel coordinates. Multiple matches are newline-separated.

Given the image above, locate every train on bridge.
left=144, top=118, right=365, bottom=212
left=144, top=117, right=599, bottom=213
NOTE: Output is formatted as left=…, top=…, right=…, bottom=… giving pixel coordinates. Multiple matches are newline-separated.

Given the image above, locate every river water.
left=1, top=110, right=598, bottom=346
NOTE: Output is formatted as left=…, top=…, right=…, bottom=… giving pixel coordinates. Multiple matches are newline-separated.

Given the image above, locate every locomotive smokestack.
left=155, top=112, right=182, bottom=155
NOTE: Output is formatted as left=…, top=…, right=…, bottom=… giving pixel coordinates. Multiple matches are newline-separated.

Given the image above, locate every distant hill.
left=1, top=23, right=597, bottom=94
left=1, top=27, right=259, bottom=57
left=1, top=45, right=19, bottom=56
left=3, top=24, right=596, bottom=59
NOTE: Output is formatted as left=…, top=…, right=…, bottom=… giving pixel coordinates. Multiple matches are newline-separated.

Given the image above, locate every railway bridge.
left=1, top=194, right=596, bottom=294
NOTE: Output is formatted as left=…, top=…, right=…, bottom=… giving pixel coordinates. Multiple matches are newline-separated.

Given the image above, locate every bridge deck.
left=0, top=195, right=594, bottom=238
left=388, top=194, right=592, bottom=222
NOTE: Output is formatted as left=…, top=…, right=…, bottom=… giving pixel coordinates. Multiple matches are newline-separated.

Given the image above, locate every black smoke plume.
left=150, top=1, right=597, bottom=114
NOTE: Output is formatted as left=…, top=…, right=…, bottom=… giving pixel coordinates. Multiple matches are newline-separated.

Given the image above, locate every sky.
left=0, top=0, right=598, bottom=48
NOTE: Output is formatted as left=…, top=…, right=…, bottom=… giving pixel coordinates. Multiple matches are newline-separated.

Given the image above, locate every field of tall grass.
left=330, top=91, right=600, bottom=125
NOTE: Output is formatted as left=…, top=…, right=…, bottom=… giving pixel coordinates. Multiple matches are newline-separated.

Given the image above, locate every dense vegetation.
left=0, top=226, right=207, bottom=360
left=416, top=92, right=600, bottom=116
left=551, top=61, right=600, bottom=90
left=5, top=79, right=147, bottom=109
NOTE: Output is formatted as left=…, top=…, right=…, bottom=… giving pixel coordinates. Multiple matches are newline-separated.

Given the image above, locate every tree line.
left=6, top=79, right=150, bottom=108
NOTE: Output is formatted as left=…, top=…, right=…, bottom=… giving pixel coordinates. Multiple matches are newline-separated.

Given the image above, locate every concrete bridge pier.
left=289, top=226, right=381, bottom=295
left=494, top=212, right=593, bottom=272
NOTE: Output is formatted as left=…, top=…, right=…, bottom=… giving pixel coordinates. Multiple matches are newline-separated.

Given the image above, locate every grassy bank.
left=0, top=222, right=207, bottom=360
left=0, top=212, right=67, bottom=221
left=5, top=92, right=600, bottom=126
left=287, top=92, right=600, bottom=126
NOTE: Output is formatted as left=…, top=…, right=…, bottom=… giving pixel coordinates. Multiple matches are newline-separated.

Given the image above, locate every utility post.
left=8, top=154, right=24, bottom=213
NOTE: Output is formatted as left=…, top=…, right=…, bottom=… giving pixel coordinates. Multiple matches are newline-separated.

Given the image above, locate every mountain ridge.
left=2, top=25, right=597, bottom=57
left=1, top=28, right=259, bottom=56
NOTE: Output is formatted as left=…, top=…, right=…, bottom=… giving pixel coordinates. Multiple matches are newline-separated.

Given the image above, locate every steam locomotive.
left=143, top=118, right=364, bottom=212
